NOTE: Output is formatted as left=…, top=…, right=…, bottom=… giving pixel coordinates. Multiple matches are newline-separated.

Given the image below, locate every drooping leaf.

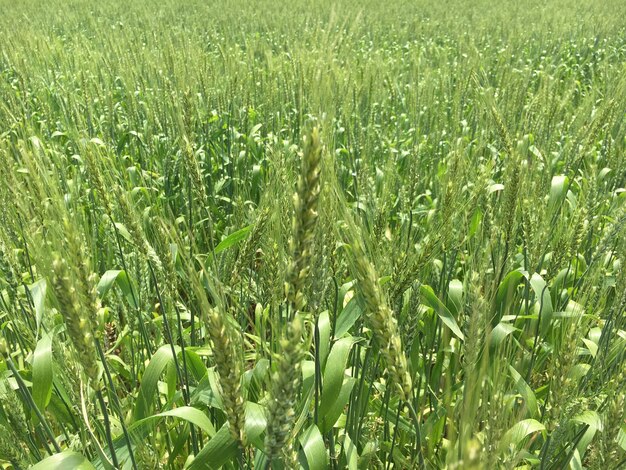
left=131, top=406, right=217, bottom=439
left=529, top=273, right=554, bottom=337
left=32, top=452, right=95, bottom=470
left=97, top=270, right=137, bottom=309
left=490, top=323, right=518, bottom=348
left=187, top=402, right=266, bottom=469
left=494, top=270, right=526, bottom=326
left=498, top=419, right=545, bottom=452
left=318, top=337, right=357, bottom=427
left=31, top=332, right=54, bottom=423
left=343, top=432, right=359, bottom=470
left=509, top=366, right=539, bottom=419
left=320, top=377, right=356, bottom=435
left=548, top=175, right=569, bottom=212
left=134, top=345, right=180, bottom=420
left=28, top=279, right=47, bottom=335
left=299, top=424, right=328, bottom=470
left=317, top=310, right=331, bottom=368
left=335, top=297, right=363, bottom=338
left=420, top=285, right=464, bottom=340
left=572, top=410, right=602, bottom=456
left=214, top=225, right=252, bottom=254
left=447, top=279, right=463, bottom=315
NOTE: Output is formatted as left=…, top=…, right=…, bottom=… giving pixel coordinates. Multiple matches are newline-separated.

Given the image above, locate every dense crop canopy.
left=0, top=0, right=625, bottom=468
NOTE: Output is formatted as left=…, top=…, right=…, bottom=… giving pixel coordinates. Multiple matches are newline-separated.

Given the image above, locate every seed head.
left=52, top=257, right=100, bottom=387
left=206, top=307, right=247, bottom=447
left=352, top=240, right=412, bottom=400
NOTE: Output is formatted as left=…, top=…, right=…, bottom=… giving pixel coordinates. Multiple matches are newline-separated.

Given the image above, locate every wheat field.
left=0, top=0, right=625, bottom=469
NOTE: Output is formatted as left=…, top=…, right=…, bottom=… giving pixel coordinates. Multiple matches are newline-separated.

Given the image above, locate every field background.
left=0, top=0, right=625, bottom=469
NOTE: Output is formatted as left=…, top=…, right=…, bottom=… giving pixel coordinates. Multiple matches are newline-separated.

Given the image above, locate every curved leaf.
left=420, top=285, right=464, bottom=340
left=572, top=410, right=602, bottom=456
left=134, top=345, right=180, bottom=420
left=28, top=279, right=47, bottom=335
left=97, top=270, right=137, bottom=309
left=32, top=452, right=95, bottom=470
left=447, top=279, right=463, bottom=315
left=549, top=175, right=569, bottom=212
left=320, top=378, right=356, bottom=435
left=490, top=323, right=518, bottom=348
left=299, top=424, right=328, bottom=470
left=31, top=332, right=54, bottom=423
left=498, top=419, right=545, bottom=452
left=187, top=402, right=266, bottom=469
left=509, top=366, right=539, bottom=419
left=529, top=273, right=553, bottom=337
left=131, top=406, right=216, bottom=438
left=319, top=337, right=358, bottom=427
left=317, top=310, right=331, bottom=368
left=494, top=270, right=526, bottom=326
left=335, top=297, right=363, bottom=338
left=214, top=225, right=252, bottom=254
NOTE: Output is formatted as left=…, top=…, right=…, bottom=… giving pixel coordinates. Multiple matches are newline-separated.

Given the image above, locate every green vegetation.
left=1, top=0, right=625, bottom=468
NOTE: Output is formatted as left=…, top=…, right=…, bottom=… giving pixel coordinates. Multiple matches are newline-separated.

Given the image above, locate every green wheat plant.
left=0, top=0, right=625, bottom=469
